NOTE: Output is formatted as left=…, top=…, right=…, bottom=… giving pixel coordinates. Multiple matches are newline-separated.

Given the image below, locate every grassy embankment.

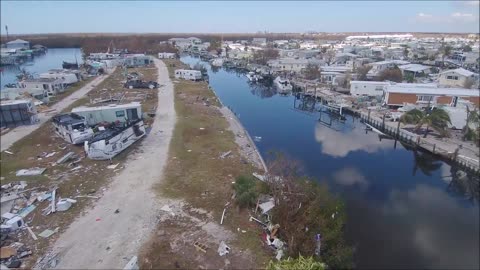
left=140, top=59, right=270, bottom=268
left=0, top=65, right=158, bottom=267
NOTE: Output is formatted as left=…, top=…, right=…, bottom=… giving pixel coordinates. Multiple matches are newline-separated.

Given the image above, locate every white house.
left=268, top=58, right=309, bottom=73
left=174, top=69, right=202, bottom=81
left=72, top=102, right=142, bottom=127
left=158, top=52, right=176, bottom=59
left=252, top=38, right=267, bottom=46
left=367, top=60, right=410, bottom=77
left=0, top=99, right=38, bottom=127
left=124, top=54, right=152, bottom=67
left=6, top=39, right=30, bottom=50
left=438, top=68, right=479, bottom=88
left=398, top=64, right=431, bottom=78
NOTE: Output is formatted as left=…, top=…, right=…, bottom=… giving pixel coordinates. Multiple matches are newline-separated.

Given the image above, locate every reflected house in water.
left=249, top=83, right=276, bottom=99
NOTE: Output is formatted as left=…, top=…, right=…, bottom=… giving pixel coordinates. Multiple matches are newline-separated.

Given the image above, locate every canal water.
left=181, top=56, right=479, bottom=269
left=0, top=48, right=83, bottom=88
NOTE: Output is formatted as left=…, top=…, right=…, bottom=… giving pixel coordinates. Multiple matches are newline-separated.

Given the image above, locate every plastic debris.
left=16, top=167, right=46, bottom=176
left=38, top=229, right=56, bottom=238
left=217, top=241, right=230, bottom=256
left=123, top=256, right=139, bottom=270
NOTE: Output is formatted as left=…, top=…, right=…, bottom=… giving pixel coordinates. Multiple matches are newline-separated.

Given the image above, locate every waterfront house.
left=383, top=85, right=480, bottom=107
left=268, top=58, right=309, bottom=73
left=71, top=102, right=142, bottom=127
left=124, top=54, right=152, bottom=68
left=5, top=39, right=30, bottom=50
left=0, top=99, right=38, bottom=127
left=20, top=78, right=65, bottom=96
left=349, top=81, right=437, bottom=97
left=438, top=68, right=479, bottom=88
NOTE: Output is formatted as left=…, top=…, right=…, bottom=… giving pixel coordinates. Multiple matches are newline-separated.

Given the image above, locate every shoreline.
left=219, top=105, right=268, bottom=173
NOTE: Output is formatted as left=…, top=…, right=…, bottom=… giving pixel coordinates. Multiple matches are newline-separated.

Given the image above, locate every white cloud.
left=464, top=1, right=480, bottom=7
left=413, top=11, right=479, bottom=24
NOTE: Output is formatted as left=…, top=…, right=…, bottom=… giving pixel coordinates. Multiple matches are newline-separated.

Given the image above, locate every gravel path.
left=42, top=59, right=175, bottom=269
left=1, top=73, right=111, bottom=152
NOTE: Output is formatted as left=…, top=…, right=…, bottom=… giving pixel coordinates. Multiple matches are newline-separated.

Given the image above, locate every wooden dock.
left=358, top=111, right=480, bottom=175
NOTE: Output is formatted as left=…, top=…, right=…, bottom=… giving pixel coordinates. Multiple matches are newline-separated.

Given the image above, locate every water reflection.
left=249, top=83, right=276, bottom=99
left=314, top=117, right=392, bottom=158
left=180, top=55, right=480, bottom=269
left=384, top=184, right=479, bottom=269
left=332, top=167, right=369, bottom=189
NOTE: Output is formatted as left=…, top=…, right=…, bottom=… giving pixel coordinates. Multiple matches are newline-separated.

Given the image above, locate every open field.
left=0, top=64, right=159, bottom=268
left=139, top=59, right=270, bottom=269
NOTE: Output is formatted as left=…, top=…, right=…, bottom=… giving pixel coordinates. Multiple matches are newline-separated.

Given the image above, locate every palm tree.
left=463, top=107, right=480, bottom=143
left=439, top=43, right=452, bottom=66
left=401, top=108, right=452, bottom=138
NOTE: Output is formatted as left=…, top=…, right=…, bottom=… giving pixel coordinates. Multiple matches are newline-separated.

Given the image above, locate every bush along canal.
left=181, top=55, right=480, bottom=269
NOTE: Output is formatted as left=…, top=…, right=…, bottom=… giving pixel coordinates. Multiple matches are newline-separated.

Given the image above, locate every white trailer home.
left=20, top=78, right=65, bottom=96
left=124, top=54, right=152, bottom=67
left=39, top=70, right=79, bottom=85
left=71, top=102, right=142, bottom=127
left=174, top=69, right=202, bottom=81
left=158, top=52, right=176, bottom=59
left=0, top=99, right=38, bottom=127
left=52, top=113, right=94, bottom=144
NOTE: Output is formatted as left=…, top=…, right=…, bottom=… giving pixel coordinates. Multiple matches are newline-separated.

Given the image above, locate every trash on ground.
left=220, top=151, right=232, bottom=159
left=123, top=255, right=139, bottom=270
left=38, top=228, right=56, bottom=238
left=107, top=163, right=119, bottom=170
left=45, top=152, right=57, bottom=158
left=17, top=205, right=36, bottom=218
left=0, top=247, right=17, bottom=259
left=217, top=241, right=230, bottom=256
left=15, top=167, right=46, bottom=177
left=4, top=151, right=14, bottom=155
left=194, top=242, right=208, bottom=253
left=56, top=198, right=76, bottom=212
left=56, top=151, right=76, bottom=164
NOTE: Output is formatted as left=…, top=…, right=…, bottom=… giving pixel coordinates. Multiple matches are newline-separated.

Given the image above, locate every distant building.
left=5, top=39, right=30, bottom=50
left=174, top=69, right=202, bottom=81
left=268, top=58, right=309, bottom=73
left=124, top=54, right=152, bottom=67
left=252, top=38, right=267, bottom=46
left=350, top=81, right=437, bottom=97
left=20, top=78, right=65, bottom=96
left=158, top=52, right=176, bottom=59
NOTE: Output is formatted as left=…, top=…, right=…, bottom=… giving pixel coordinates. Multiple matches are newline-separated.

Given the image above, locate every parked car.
left=124, top=79, right=159, bottom=89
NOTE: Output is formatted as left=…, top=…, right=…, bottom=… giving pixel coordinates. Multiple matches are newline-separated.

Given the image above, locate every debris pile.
left=0, top=181, right=77, bottom=268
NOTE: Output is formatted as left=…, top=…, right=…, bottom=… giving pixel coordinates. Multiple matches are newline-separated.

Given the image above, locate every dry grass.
left=139, top=60, right=270, bottom=269
left=46, top=77, right=94, bottom=106
left=0, top=64, right=159, bottom=267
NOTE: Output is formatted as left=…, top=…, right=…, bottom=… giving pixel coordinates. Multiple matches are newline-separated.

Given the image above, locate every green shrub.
left=267, top=255, right=326, bottom=270
left=233, top=175, right=258, bottom=208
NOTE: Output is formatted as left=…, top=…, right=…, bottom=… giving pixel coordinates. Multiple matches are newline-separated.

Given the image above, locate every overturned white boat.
left=52, top=113, right=94, bottom=145
left=274, top=76, right=293, bottom=94
left=84, top=120, right=146, bottom=160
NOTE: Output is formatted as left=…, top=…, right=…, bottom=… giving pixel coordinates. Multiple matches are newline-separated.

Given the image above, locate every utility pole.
left=5, top=25, right=9, bottom=41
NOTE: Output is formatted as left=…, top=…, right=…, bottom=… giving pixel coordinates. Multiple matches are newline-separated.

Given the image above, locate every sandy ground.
left=1, top=73, right=111, bottom=152
left=219, top=106, right=267, bottom=172
left=38, top=59, right=176, bottom=269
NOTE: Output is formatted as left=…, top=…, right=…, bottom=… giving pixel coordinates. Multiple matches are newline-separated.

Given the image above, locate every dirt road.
left=1, top=73, right=111, bottom=152
left=43, top=59, right=176, bottom=269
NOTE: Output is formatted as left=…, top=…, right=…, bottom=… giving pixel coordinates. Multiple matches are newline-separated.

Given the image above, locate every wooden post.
left=396, top=120, right=401, bottom=140
left=367, top=109, right=371, bottom=123
left=382, top=114, right=386, bottom=131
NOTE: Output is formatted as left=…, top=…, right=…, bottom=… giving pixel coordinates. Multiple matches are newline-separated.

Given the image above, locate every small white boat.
left=211, top=58, right=224, bottom=67
left=84, top=120, right=146, bottom=160
left=246, top=72, right=262, bottom=82
left=52, top=113, right=94, bottom=145
left=274, top=76, right=293, bottom=94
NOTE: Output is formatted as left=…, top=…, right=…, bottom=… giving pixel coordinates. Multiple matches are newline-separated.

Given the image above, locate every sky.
left=1, top=1, right=479, bottom=34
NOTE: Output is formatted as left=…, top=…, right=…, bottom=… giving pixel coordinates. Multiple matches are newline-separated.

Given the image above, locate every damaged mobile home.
left=84, top=119, right=146, bottom=160
left=52, top=113, right=94, bottom=145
